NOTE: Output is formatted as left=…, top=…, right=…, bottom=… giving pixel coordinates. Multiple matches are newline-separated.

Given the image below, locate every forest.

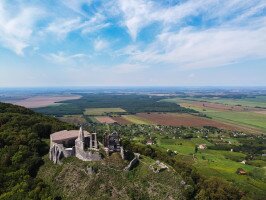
left=34, top=94, right=197, bottom=116
left=0, top=103, right=74, bottom=199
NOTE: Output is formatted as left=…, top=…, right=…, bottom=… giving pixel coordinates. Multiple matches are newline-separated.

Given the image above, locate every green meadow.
left=204, top=110, right=266, bottom=131
left=197, top=96, right=266, bottom=108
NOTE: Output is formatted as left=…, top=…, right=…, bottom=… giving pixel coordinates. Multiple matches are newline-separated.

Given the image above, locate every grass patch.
left=84, top=107, right=126, bottom=116
left=122, top=115, right=153, bottom=125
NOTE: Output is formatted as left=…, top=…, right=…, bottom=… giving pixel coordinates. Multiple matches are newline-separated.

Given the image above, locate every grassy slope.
left=195, top=150, right=266, bottom=199
left=155, top=137, right=266, bottom=199
left=37, top=154, right=185, bottom=200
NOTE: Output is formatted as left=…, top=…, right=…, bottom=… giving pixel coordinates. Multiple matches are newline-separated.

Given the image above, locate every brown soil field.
left=11, top=95, right=81, bottom=108
left=136, top=113, right=244, bottom=130
left=111, top=116, right=132, bottom=125
left=254, top=110, right=266, bottom=115
left=95, top=116, right=117, bottom=124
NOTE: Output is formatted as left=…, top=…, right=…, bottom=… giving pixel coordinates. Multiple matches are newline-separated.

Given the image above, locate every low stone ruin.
left=149, top=160, right=169, bottom=173
left=104, top=132, right=124, bottom=158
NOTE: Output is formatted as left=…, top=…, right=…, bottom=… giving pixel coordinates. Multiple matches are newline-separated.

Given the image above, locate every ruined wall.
left=49, top=142, right=75, bottom=164
left=75, top=148, right=102, bottom=161
left=124, top=153, right=140, bottom=171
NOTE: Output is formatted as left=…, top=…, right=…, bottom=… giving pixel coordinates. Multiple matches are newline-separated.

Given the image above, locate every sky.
left=0, top=0, right=266, bottom=87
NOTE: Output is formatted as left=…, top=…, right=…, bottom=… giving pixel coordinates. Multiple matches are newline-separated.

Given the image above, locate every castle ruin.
left=49, top=126, right=101, bottom=164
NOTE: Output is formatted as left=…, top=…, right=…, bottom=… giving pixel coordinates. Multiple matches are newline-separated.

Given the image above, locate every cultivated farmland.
left=10, top=95, right=81, bottom=108
left=136, top=113, right=241, bottom=130
left=95, top=116, right=117, bottom=124
left=163, top=97, right=266, bottom=133
left=121, top=115, right=153, bottom=125
left=111, top=116, right=132, bottom=125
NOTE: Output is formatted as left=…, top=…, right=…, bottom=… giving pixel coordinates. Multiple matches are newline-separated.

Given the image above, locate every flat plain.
left=163, top=97, right=266, bottom=133
left=136, top=112, right=242, bottom=130
left=10, top=95, right=81, bottom=108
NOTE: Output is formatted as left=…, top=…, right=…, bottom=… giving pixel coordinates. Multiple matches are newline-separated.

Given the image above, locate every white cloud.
left=114, top=0, right=266, bottom=69
left=61, top=0, right=92, bottom=17
left=44, top=52, right=87, bottom=64
left=45, top=17, right=82, bottom=39
left=94, top=39, right=109, bottom=51
left=45, top=13, right=109, bottom=39
left=124, top=23, right=266, bottom=69
left=0, top=1, right=45, bottom=55
left=116, top=0, right=266, bottom=40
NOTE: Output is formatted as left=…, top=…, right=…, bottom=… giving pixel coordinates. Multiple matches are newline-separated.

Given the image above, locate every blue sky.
left=0, top=0, right=266, bottom=87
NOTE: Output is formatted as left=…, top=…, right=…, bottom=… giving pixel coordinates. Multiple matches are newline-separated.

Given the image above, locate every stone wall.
left=124, top=153, right=140, bottom=171
left=49, top=142, right=75, bottom=164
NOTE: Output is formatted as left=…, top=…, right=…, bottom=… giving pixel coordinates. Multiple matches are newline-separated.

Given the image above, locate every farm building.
left=236, top=168, right=247, bottom=175
left=198, top=144, right=207, bottom=150
left=146, top=139, right=153, bottom=145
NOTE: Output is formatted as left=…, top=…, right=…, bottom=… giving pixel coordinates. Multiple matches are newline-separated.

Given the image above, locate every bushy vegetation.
left=88, top=123, right=266, bottom=199
left=122, top=140, right=244, bottom=200
left=0, top=103, right=74, bottom=199
left=37, top=154, right=186, bottom=200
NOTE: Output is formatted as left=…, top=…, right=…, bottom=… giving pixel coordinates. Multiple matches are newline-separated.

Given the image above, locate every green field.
left=196, top=96, right=266, bottom=108
left=163, top=97, right=266, bottom=133
left=122, top=115, right=153, bottom=125
left=202, top=110, right=266, bottom=132
left=163, top=96, right=266, bottom=108
left=158, top=138, right=213, bottom=155
left=84, top=107, right=126, bottom=116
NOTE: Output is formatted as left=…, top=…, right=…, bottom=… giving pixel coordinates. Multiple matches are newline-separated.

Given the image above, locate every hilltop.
left=0, top=102, right=259, bottom=200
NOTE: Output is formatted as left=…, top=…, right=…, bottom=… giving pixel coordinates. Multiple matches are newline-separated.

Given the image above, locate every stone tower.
left=78, top=126, right=85, bottom=141
left=75, top=126, right=85, bottom=152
